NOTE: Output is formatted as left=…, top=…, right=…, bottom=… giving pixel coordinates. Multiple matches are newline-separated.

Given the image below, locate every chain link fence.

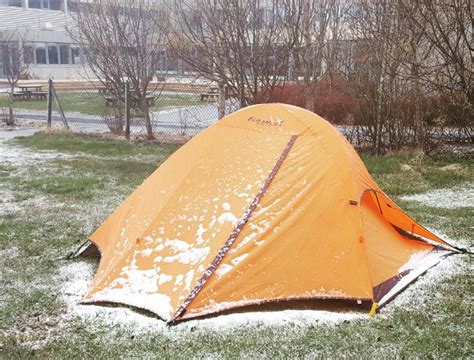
left=0, top=79, right=241, bottom=143
left=1, top=80, right=471, bottom=153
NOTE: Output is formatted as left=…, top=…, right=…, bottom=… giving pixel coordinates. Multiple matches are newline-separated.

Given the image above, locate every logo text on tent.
left=248, top=116, right=284, bottom=127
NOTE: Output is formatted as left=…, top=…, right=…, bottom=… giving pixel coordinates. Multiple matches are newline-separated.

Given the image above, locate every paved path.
left=8, top=102, right=240, bottom=136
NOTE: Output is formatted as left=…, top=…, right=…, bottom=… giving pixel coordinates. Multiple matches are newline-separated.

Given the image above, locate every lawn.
left=0, top=91, right=204, bottom=116
left=1, top=132, right=472, bottom=358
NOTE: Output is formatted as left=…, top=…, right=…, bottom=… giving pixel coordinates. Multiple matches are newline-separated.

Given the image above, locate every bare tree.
left=399, top=0, right=473, bottom=142
left=288, top=0, right=335, bottom=111
left=0, top=28, right=31, bottom=126
left=167, top=0, right=301, bottom=108
left=69, top=0, right=167, bottom=139
left=352, top=0, right=473, bottom=152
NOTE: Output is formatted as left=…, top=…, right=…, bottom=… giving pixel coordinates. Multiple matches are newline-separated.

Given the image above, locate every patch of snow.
left=383, top=250, right=463, bottom=314
left=230, top=253, right=249, bottom=266
left=196, top=224, right=206, bottom=245
left=83, top=266, right=174, bottom=321
left=162, top=246, right=210, bottom=265
left=140, top=249, right=153, bottom=257
left=381, top=250, right=452, bottom=307
left=165, top=239, right=190, bottom=253
left=174, top=274, right=184, bottom=286
left=0, top=188, right=64, bottom=216
left=0, top=130, right=74, bottom=168
left=60, top=260, right=367, bottom=330
left=215, top=263, right=233, bottom=278
left=184, top=269, right=195, bottom=291
left=0, top=189, right=21, bottom=214
left=398, top=250, right=431, bottom=273
left=59, top=234, right=466, bottom=333
left=399, top=184, right=474, bottom=209
left=222, top=202, right=231, bottom=211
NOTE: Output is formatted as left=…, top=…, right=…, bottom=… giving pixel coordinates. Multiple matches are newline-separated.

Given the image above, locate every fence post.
left=218, top=82, right=226, bottom=120
left=51, top=81, right=69, bottom=131
left=125, top=81, right=130, bottom=140
left=47, top=78, right=53, bottom=130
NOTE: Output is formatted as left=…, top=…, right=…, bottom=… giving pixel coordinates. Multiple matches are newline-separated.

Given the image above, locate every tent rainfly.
left=78, top=103, right=463, bottom=323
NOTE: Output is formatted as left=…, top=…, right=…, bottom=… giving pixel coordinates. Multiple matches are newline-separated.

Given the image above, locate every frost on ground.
left=0, top=128, right=74, bottom=168
left=0, top=188, right=21, bottom=214
left=399, top=184, right=474, bottom=209
left=0, top=187, right=65, bottom=216
left=58, top=260, right=366, bottom=334
left=59, top=231, right=466, bottom=333
left=57, top=183, right=472, bottom=332
left=0, top=128, right=70, bottom=215
left=382, top=251, right=465, bottom=316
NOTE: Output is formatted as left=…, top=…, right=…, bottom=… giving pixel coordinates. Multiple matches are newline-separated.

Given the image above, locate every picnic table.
left=97, top=86, right=108, bottom=95
left=200, top=86, right=219, bottom=102
left=13, top=84, right=47, bottom=101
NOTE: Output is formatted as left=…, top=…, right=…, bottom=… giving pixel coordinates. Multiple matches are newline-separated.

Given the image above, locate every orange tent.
left=80, top=103, right=460, bottom=322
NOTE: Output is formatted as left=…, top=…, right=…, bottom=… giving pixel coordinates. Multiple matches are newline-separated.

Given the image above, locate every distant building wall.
left=28, top=64, right=90, bottom=79
left=0, top=2, right=87, bottom=79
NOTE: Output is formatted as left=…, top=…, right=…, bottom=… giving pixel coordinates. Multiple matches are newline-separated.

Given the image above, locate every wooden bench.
left=12, top=92, right=29, bottom=101
left=200, top=93, right=219, bottom=102
left=200, top=86, right=219, bottom=102
left=30, top=91, right=47, bottom=100
left=11, top=91, right=47, bottom=101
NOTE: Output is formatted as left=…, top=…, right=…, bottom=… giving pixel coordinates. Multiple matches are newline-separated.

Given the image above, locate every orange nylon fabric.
left=83, top=103, right=454, bottom=322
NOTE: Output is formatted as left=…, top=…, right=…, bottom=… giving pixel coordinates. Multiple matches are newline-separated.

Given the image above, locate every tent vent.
left=349, top=200, right=358, bottom=206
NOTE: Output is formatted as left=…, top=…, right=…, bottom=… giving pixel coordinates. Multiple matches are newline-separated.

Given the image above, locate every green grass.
left=1, top=133, right=472, bottom=358
left=0, top=91, right=204, bottom=116
left=14, top=132, right=180, bottom=158
left=362, top=153, right=473, bottom=195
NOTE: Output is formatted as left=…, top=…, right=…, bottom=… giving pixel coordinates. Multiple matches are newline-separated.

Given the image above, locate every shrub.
left=252, top=76, right=354, bottom=124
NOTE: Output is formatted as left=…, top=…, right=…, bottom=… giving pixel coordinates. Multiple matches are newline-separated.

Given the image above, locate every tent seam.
left=169, top=134, right=299, bottom=323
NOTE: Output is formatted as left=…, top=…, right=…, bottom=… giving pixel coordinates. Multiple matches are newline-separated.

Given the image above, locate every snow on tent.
left=77, top=103, right=462, bottom=323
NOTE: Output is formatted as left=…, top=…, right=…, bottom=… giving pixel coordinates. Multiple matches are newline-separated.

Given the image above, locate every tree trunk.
left=302, top=1, right=314, bottom=112
left=7, top=84, right=15, bottom=126
left=304, top=83, right=315, bottom=112
left=375, top=56, right=386, bottom=155
left=218, top=82, right=226, bottom=120
left=412, top=64, right=424, bottom=151
left=141, top=96, right=154, bottom=140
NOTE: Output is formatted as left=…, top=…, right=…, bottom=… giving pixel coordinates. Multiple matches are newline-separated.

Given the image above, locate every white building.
left=0, top=0, right=86, bottom=79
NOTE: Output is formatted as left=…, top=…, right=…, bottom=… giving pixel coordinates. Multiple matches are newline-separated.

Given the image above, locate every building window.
left=8, top=0, right=22, bottom=7
left=31, top=43, right=79, bottom=65
left=38, top=0, right=63, bottom=10
left=29, top=0, right=41, bottom=8
left=35, top=45, right=47, bottom=64
left=23, top=45, right=34, bottom=64
left=49, top=0, right=61, bottom=10
left=71, top=47, right=82, bottom=64
left=59, top=44, right=70, bottom=64
left=47, top=45, right=59, bottom=64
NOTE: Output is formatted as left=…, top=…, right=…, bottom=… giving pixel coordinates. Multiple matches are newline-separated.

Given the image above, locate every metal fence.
left=1, top=80, right=471, bottom=152
left=0, top=79, right=241, bottom=143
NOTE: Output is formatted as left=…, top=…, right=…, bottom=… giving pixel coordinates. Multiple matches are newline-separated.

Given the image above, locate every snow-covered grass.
left=1, top=131, right=472, bottom=358
left=399, top=184, right=474, bottom=209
